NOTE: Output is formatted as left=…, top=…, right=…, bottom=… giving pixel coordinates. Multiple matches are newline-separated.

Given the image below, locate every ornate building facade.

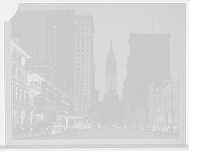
left=11, top=38, right=44, bottom=132
left=100, top=42, right=123, bottom=126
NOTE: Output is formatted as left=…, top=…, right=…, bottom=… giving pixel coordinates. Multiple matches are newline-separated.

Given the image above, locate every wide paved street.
left=31, top=128, right=178, bottom=140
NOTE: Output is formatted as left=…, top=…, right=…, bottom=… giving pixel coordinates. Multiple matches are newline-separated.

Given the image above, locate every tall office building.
left=127, top=33, right=171, bottom=111
left=12, top=10, right=76, bottom=129
left=75, top=13, right=95, bottom=122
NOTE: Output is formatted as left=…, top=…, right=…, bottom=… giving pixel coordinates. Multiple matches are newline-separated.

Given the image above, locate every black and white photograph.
left=3, top=1, right=187, bottom=148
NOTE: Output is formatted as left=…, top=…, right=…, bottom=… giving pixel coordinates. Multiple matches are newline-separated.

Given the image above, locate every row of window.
left=12, top=49, right=28, bottom=69
left=76, top=89, right=89, bottom=94
left=46, top=88, right=73, bottom=105
left=76, top=33, right=90, bottom=37
left=76, top=67, right=89, bottom=71
left=11, top=64, right=27, bottom=83
left=28, top=48, right=36, bottom=58
left=47, top=23, right=75, bottom=44
left=75, top=49, right=90, bottom=53
left=48, top=10, right=75, bottom=33
left=76, top=28, right=90, bottom=33
left=75, top=58, right=89, bottom=62
left=76, top=71, right=89, bottom=75
left=12, top=87, right=26, bottom=102
left=76, top=80, right=89, bottom=84
left=45, top=88, right=63, bottom=101
left=76, top=92, right=89, bottom=108
left=13, top=20, right=37, bottom=31
left=76, top=62, right=89, bottom=66
left=12, top=108, right=35, bottom=126
left=76, top=84, right=89, bottom=88
left=75, top=38, right=91, bottom=43
left=76, top=53, right=89, bottom=57
left=47, top=37, right=75, bottom=59
left=11, top=85, right=34, bottom=105
left=76, top=76, right=89, bottom=80
left=44, top=108, right=56, bottom=123
left=76, top=44, right=90, bottom=48
left=47, top=51, right=70, bottom=77
left=29, top=35, right=37, bottom=45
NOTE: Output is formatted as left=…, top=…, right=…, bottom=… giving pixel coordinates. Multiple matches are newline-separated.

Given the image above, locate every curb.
left=16, top=130, right=75, bottom=140
left=145, top=130, right=179, bottom=136
left=16, top=134, right=51, bottom=140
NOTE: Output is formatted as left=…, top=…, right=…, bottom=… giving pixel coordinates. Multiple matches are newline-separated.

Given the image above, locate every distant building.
left=74, top=13, right=96, bottom=123
left=101, top=42, right=123, bottom=125
left=123, top=77, right=129, bottom=121
left=162, top=70, right=179, bottom=125
left=127, top=33, right=171, bottom=119
left=123, top=56, right=133, bottom=123
left=171, top=68, right=180, bottom=132
left=74, top=98, right=84, bottom=120
left=148, top=83, right=164, bottom=128
left=11, top=38, right=43, bottom=131
left=162, top=80, right=173, bottom=127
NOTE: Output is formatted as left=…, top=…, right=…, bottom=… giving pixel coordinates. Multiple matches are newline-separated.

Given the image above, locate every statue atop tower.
left=103, top=41, right=119, bottom=102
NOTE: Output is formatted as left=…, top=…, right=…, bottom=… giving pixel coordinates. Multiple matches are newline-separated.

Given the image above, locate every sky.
left=6, top=3, right=186, bottom=101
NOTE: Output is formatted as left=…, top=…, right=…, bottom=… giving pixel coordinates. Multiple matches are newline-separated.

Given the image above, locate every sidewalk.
left=12, top=129, right=75, bottom=140
left=12, top=131, right=48, bottom=140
